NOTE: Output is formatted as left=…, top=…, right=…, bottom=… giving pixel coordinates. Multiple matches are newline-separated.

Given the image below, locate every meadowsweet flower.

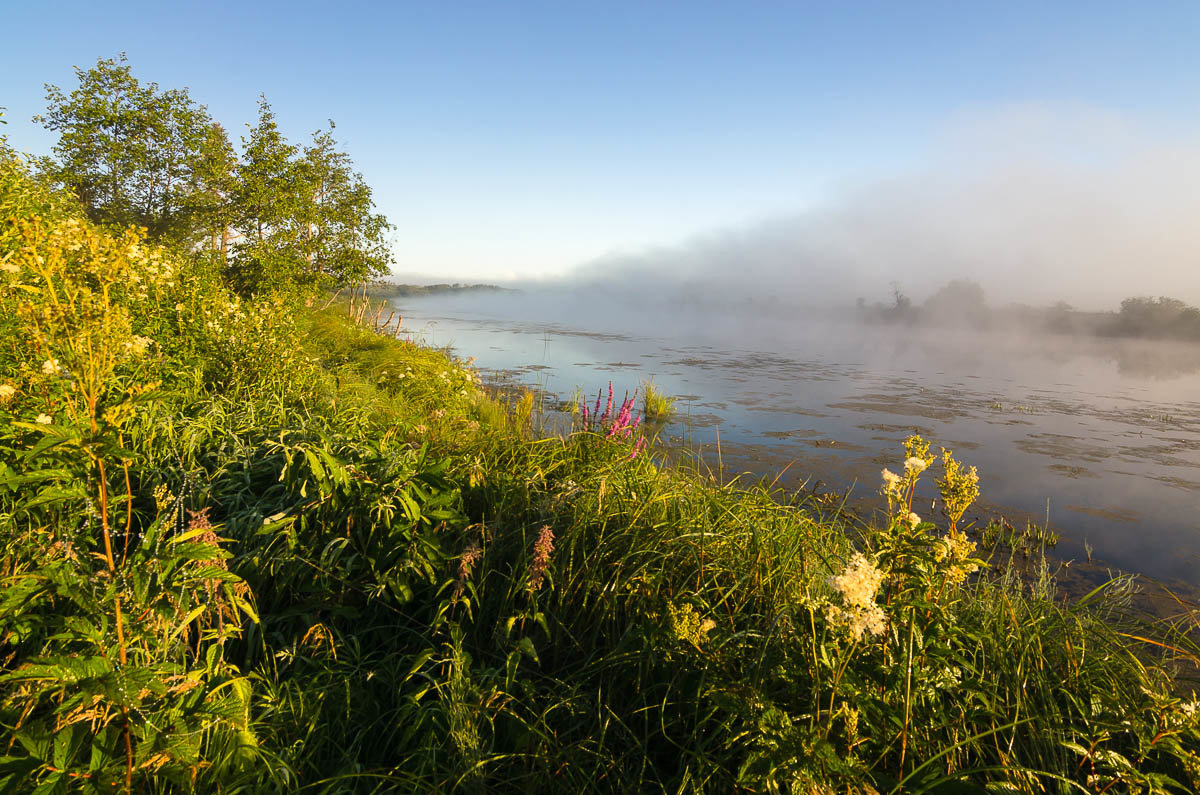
left=527, top=524, right=555, bottom=591
left=936, top=448, right=980, bottom=531
left=937, top=531, right=982, bottom=586
left=35, top=414, right=52, bottom=425
left=41, top=359, right=63, bottom=376
left=123, top=335, right=153, bottom=356
left=908, top=512, right=922, bottom=528
left=0, top=384, right=14, bottom=402
left=0, top=261, right=18, bottom=274
left=826, top=553, right=888, bottom=641
left=829, top=553, right=885, bottom=609
left=881, top=468, right=902, bottom=495
left=904, top=456, right=928, bottom=476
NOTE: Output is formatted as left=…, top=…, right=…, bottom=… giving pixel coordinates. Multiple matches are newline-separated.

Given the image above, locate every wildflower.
left=669, top=602, right=716, bottom=648
left=829, top=553, right=885, bottom=610
left=0, top=384, right=14, bottom=402
left=414, top=424, right=428, bottom=434
left=527, top=524, right=555, bottom=591
left=826, top=553, right=888, bottom=641
left=881, top=468, right=902, bottom=496
left=938, top=531, right=982, bottom=586
left=908, top=512, right=922, bottom=528
left=904, top=456, right=928, bottom=477
left=936, top=448, right=980, bottom=531
left=41, top=359, right=64, bottom=376
left=454, top=543, right=483, bottom=597
left=35, top=414, right=52, bottom=425
left=431, top=409, right=446, bottom=420
left=123, top=335, right=153, bottom=356
left=0, top=261, right=18, bottom=274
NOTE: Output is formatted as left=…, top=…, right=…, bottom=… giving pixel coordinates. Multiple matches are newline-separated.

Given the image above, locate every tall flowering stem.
left=576, top=382, right=648, bottom=459
left=527, top=525, right=555, bottom=592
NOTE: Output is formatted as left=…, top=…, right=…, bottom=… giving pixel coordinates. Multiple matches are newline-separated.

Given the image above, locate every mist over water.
left=392, top=287, right=1200, bottom=588
left=387, top=105, right=1200, bottom=586
left=485, top=104, right=1200, bottom=312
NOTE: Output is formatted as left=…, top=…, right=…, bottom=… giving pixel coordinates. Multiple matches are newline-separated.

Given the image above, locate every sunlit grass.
left=2, top=148, right=1199, bottom=792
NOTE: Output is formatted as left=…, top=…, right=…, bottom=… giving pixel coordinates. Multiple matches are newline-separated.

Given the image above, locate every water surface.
left=391, top=294, right=1200, bottom=587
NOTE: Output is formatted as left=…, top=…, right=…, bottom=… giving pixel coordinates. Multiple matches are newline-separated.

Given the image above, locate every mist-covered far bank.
left=449, top=103, right=1200, bottom=314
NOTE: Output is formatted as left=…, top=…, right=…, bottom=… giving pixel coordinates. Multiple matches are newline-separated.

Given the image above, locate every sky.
left=2, top=1, right=1199, bottom=302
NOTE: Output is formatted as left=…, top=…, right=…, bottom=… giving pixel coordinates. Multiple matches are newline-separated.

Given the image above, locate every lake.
left=388, top=292, right=1200, bottom=588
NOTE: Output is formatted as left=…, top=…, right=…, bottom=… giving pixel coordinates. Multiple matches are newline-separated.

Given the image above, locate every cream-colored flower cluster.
left=826, top=553, right=888, bottom=641
left=0, top=384, right=16, bottom=403
left=123, top=334, right=154, bottom=356
left=881, top=467, right=902, bottom=498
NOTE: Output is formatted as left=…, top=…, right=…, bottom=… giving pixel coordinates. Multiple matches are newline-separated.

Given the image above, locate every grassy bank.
left=2, top=149, right=1200, bottom=793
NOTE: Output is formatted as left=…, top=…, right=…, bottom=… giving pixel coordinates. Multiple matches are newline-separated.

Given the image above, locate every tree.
left=296, top=122, right=393, bottom=288
left=35, top=55, right=220, bottom=245
left=228, top=100, right=393, bottom=294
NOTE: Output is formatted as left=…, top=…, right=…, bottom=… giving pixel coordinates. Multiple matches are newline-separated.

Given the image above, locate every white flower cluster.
left=826, top=553, right=888, bottom=642
left=881, top=468, right=902, bottom=496
left=123, top=335, right=154, bottom=356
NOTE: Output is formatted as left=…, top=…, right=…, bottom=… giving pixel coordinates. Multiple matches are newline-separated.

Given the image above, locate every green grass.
left=642, top=378, right=677, bottom=423
left=2, top=149, right=1199, bottom=792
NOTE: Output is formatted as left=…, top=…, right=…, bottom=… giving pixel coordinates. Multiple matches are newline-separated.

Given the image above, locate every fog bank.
left=540, top=104, right=1200, bottom=311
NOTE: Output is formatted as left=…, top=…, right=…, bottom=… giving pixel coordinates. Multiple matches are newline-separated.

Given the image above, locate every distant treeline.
left=367, top=282, right=513, bottom=298
left=858, top=280, right=1200, bottom=342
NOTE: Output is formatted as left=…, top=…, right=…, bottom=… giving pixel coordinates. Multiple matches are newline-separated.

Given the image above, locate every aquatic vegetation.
left=641, top=378, right=677, bottom=423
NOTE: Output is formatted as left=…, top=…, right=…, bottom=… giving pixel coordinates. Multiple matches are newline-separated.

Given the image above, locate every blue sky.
left=3, top=1, right=1199, bottom=284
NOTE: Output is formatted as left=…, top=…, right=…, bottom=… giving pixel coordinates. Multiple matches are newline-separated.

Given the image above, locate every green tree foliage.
left=35, top=55, right=226, bottom=246
left=36, top=57, right=394, bottom=295
left=1115, top=296, right=1200, bottom=340
left=229, top=100, right=393, bottom=294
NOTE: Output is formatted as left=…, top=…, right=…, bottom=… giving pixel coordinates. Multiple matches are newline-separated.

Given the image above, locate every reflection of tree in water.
left=1111, top=341, right=1200, bottom=379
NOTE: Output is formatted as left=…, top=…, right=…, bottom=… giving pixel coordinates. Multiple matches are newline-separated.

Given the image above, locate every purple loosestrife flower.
left=600, top=382, right=614, bottom=427
left=630, top=436, right=648, bottom=460
left=593, top=389, right=603, bottom=429
left=527, top=524, right=555, bottom=592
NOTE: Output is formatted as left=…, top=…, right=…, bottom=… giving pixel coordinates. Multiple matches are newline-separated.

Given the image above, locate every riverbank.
left=2, top=165, right=1199, bottom=790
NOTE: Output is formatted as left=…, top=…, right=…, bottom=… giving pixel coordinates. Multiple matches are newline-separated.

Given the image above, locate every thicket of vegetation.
left=858, top=279, right=1200, bottom=342
left=2, top=60, right=1199, bottom=793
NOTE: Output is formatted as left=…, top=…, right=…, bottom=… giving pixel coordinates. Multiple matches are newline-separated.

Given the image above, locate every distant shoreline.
left=367, top=281, right=516, bottom=298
